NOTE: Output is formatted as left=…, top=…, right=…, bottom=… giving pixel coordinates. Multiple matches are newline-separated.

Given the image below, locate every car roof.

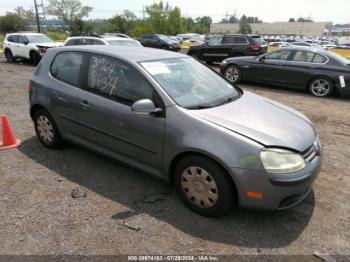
left=7, top=32, right=44, bottom=36
left=57, top=46, right=187, bottom=62
left=102, top=36, right=136, bottom=41
left=66, top=36, right=105, bottom=40
left=280, top=46, right=330, bottom=55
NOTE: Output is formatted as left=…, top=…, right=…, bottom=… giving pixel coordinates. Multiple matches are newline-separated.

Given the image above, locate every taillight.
left=28, top=80, right=32, bottom=92
left=250, top=44, right=261, bottom=51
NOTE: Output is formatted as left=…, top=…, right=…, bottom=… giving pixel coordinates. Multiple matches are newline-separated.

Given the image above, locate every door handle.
left=80, top=100, right=90, bottom=110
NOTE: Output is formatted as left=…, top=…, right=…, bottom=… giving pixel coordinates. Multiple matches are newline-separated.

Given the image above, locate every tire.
left=224, top=65, right=242, bottom=84
left=174, top=155, right=236, bottom=217
left=30, top=51, right=41, bottom=66
left=309, top=77, right=334, bottom=97
left=34, top=109, right=64, bottom=149
left=4, top=49, right=15, bottom=62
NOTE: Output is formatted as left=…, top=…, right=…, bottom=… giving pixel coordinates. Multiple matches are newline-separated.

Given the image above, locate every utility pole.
left=33, top=0, right=40, bottom=33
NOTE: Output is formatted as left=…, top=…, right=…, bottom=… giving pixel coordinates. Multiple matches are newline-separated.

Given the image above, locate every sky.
left=1, top=0, right=349, bottom=24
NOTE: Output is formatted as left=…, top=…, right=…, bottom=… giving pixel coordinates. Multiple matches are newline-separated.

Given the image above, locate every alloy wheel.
left=225, top=66, right=239, bottom=83
left=181, top=166, right=219, bottom=208
left=36, top=115, right=54, bottom=144
left=310, top=79, right=331, bottom=97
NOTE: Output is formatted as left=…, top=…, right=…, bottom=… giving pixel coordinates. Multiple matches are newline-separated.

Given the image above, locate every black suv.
left=188, top=34, right=267, bottom=62
left=137, top=34, right=181, bottom=52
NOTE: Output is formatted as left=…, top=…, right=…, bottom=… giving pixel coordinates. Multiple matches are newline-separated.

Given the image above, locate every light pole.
left=33, top=0, right=41, bottom=33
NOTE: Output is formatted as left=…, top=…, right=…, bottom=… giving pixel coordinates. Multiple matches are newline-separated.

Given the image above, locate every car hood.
left=191, top=92, right=315, bottom=152
left=34, top=42, right=62, bottom=48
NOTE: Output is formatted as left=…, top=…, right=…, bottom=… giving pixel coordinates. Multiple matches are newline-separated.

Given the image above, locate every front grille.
left=302, top=139, right=321, bottom=162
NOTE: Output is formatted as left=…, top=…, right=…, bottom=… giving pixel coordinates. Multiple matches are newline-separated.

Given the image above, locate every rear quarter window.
left=7, top=35, right=18, bottom=43
left=50, top=52, right=84, bottom=87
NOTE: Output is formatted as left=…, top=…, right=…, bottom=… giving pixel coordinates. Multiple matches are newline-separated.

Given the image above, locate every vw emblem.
left=313, top=140, right=321, bottom=155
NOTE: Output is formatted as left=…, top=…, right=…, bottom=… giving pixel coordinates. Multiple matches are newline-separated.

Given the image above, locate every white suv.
left=3, top=32, right=62, bottom=65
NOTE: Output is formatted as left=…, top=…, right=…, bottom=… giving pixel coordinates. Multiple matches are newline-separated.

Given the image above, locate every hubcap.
left=311, top=79, right=330, bottom=96
left=225, top=67, right=239, bottom=83
left=36, top=115, right=54, bottom=143
left=181, top=166, right=219, bottom=208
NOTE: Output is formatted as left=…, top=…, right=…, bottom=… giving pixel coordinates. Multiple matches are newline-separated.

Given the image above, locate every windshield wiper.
left=186, top=104, right=214, bottom=110
left=214, top=95, right=239, bottom=107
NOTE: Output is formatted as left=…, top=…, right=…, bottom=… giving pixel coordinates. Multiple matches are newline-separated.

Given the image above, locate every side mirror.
left=257, top=56, right=265, bottom=62
left=131, top=99, right=162, bottom=115
left=23, top=41, right=29, bottom=45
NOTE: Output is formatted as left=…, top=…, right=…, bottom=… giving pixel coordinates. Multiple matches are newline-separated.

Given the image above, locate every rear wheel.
left=5, top=49, right=15, bottom=62
left=34, top=109, right=64, bottom=149
left=224, top=65, right=242, bottom=84
left=309, top=77, right=334, bottom=97
left=174, top=155, right=236, bottom=217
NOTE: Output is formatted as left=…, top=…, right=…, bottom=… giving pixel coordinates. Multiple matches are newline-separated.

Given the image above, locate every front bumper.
left=230, top=154, right=322, bottom=210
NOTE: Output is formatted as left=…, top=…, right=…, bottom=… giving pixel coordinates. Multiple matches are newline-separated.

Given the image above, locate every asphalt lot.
left=0, top=54, right=349, bottom=258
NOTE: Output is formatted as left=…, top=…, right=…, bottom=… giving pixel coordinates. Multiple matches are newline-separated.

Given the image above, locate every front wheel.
left=224, top=65, right=242, bottom=84
left=30, top=51, right=41, bottom=66
left=34, top=109, right=64, bottom=149
left=174, top=155, right=236, bottom=217
left=309, top=77, right=334, bottom=97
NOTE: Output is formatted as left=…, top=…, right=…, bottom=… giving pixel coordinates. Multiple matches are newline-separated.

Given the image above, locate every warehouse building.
left=210, top=22, right=333, bottom=37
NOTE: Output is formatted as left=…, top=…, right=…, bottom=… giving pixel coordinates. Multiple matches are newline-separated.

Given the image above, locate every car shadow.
left=19, top=136, right=315, bottom=248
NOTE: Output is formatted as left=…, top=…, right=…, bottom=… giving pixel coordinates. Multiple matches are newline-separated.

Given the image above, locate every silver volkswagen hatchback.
left=29, top=46, right=322, bottom=216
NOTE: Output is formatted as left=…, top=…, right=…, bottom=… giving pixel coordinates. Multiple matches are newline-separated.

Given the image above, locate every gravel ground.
left=0, top=56, right=349, bottom=259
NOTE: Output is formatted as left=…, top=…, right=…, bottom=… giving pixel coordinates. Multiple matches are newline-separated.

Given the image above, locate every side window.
left=92, top=40, right=104, bottom=45
left=233, top=37, right=248, bottom=44
left=87, top=55, right=154, bottom=106
left=7, top=35, right=18, bottom=43
left=222, top=36, right=234, bottom=44
left=313, top=54, right=327, bottom=63
left=65, top=39, right=76, bottom=46
left=208, top=37, right=222, bottom=46
left=18, top=35, right=28, bottom=44
left=264, top=50, right=291, bottom=60
left=51, top=52, right=84, bottom=87
left=292, top=51, right=315, bottom=62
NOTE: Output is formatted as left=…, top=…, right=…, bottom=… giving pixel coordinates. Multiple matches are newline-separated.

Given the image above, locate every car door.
left=140, top=35, right=153, bottom=47
left=76, top=53, right=165, bottom=175
left=200, top=36, right=224, bottom=61
left=246, top=49, right=293, bottom=84
left=281, top=51, right=328, bottom=88
left=48, top=51, right=85, bottom=137
left=17, top=35, right=30, bottom=58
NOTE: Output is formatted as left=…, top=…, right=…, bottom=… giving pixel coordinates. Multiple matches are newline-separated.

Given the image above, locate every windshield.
left=26, top=34, right=54, bottom=43
left=141, top=58, right=240, bottom=109
left=107, top=40, right=142, bottom=47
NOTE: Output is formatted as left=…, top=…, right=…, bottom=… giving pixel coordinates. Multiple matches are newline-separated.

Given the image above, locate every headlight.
left=260, top=148, right=305, bottom=174
left=221, top=60, right=228, bottom=65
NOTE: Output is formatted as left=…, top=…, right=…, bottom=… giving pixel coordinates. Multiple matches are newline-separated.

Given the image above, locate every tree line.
left=0, top=0, right=212, bottom=37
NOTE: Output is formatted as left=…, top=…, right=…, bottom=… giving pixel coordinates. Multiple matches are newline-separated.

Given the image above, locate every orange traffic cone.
left=0, top=115, right=21, bottom=150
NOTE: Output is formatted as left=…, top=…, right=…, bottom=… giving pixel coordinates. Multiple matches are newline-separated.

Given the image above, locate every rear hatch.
left=251, top=36, right=268, bottom=53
